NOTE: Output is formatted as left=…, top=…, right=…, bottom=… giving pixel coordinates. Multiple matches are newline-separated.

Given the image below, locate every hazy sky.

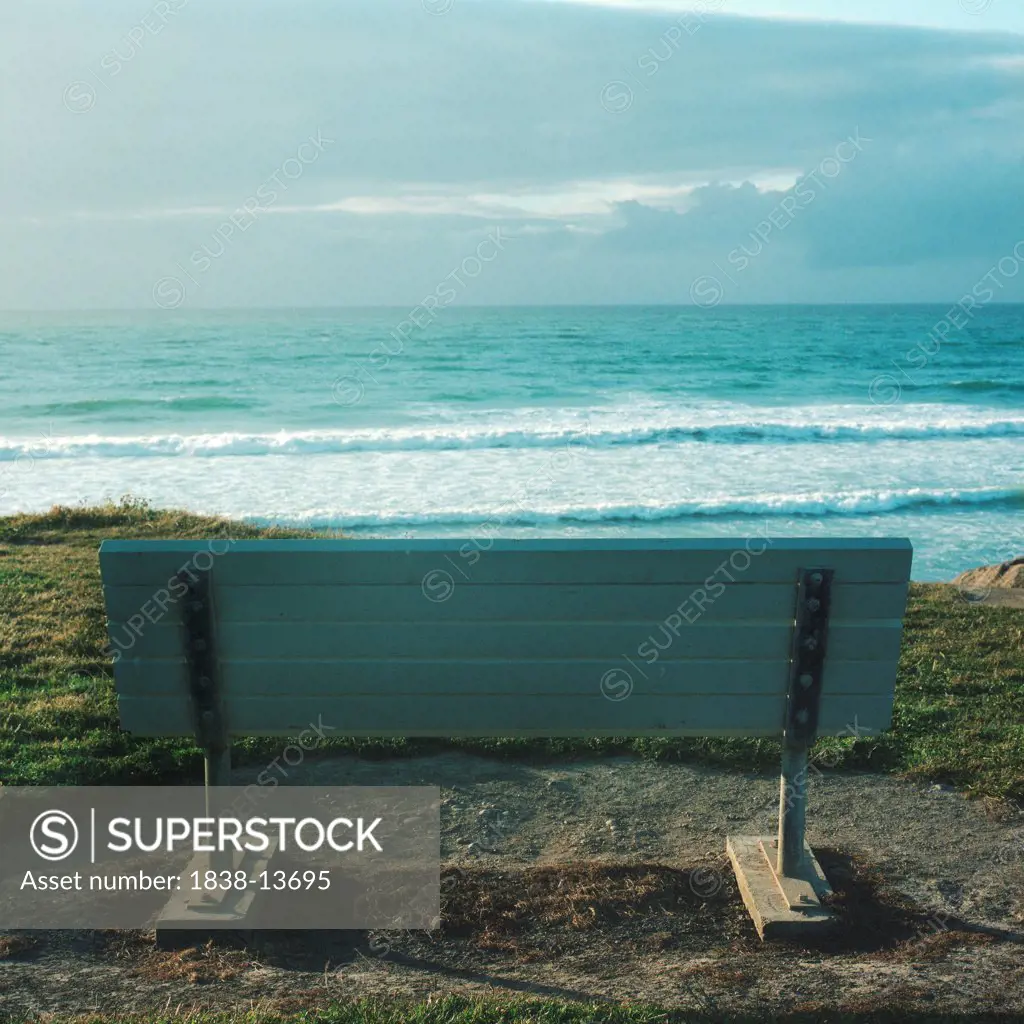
left=2, top=0, right=1023, bottom=308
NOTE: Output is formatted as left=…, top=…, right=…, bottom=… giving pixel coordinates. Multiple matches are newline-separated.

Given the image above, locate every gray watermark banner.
left=0, top=787, right=439, bottom=930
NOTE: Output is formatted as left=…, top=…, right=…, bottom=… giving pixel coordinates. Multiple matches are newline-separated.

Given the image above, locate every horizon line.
left=4, top=301, right=1024, bottom=314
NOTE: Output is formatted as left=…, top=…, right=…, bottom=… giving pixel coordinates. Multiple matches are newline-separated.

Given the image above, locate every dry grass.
left=129, top=939, right=253, bottom=985
left=442, top=863, right=704, bottom=942
left=0, top=935, right=39, bottom=960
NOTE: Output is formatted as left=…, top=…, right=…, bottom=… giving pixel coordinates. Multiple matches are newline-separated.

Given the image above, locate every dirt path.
left=1, top=753, right=1022, bottom=1017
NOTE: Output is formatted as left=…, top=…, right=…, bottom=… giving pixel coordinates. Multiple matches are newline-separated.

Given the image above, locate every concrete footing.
left=726, top=835, right=836, bottom=940
left=155, top=841, right=277, bottom=949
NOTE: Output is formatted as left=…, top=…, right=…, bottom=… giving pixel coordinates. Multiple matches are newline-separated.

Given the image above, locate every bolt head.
left=799, top=673, right=814, bottom=688
left=795, top=709, right=810, bottom=725
left=810, top=572, right=823, bottom=586
left=802, top=636, right=817, bottom=650
left=806, top=597, right=821, bottom=612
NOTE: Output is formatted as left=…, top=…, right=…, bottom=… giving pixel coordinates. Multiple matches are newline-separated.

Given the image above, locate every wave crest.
left=2, top=409, right=1023, bottom=460
left=249, top=486, right=1024, bottom=529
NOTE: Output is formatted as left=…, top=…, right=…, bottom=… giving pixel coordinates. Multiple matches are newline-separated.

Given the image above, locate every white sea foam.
left=245, top=485, right=1023, bottom=529
left=1, top=402, right=1022, bottom=460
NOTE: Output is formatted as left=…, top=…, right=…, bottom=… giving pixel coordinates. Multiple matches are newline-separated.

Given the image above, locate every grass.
left=2, top=1001, right=1023, bottom=1024
left=0, top=507, right=1021, bottom=1022
left=3, top=998, right=1021, bottom=1024
left=0, top=501, right=1022, bottom=802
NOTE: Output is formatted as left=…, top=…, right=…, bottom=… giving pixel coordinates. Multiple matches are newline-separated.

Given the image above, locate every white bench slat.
left=109, top=658, right=900, bottom=698
left=115, top=693, right=895, bottom=738
left=103, top=581, right=911, bottom=624
left=99, top=538, right=913, bottom=586
left=106, top=620, right=904, bottom=663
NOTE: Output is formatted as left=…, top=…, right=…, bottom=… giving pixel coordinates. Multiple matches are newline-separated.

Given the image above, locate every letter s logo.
left=30, top=810, right=79, bottom=861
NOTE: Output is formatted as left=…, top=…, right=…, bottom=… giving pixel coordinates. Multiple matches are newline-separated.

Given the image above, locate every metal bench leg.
left=726, top=567, right=836, bottom=939
left=777, top=741, right=808, bottom=877
left=205, top=744, right=232, bottom=873
left=181, top=570, right=233, bottom=875
left=158, top=738, right=274, bottom=947
left=204, top=744, right=231, bottom=791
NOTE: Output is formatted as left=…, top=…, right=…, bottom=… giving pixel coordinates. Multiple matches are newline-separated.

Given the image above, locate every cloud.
left=2, top=0, right=1023, bottom=306
left=599, top=144, right=1024, bottom=272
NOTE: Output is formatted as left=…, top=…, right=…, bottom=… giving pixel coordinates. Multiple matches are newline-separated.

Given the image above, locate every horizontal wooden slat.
left=106, top=620, right=904, bottom=663
left=102, top=581, right=910, bottom=625
left=98, top=538, right=914, bottom=586
left=101, top=538, right=909, bottom=741
left=115, top=693, right=895, bottom=738
left=111, top=658, right=899, bottom=698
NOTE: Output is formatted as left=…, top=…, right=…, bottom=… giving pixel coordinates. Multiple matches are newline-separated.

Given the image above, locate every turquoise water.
left=1, top=305, right=1021, bottom=580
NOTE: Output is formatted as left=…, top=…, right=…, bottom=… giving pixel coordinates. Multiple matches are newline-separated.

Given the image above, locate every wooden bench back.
left=100, top=538, right=912, bottom=740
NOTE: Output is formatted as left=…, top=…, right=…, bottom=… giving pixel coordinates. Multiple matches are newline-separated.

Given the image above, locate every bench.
left=100, top=536, right=913, bottom=939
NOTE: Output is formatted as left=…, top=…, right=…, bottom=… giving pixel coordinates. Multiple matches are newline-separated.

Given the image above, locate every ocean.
left=1, top=305, right=1021, bottom=581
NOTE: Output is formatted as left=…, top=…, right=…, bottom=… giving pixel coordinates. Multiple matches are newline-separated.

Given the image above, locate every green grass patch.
left=1, top=501, right=1021, bottom=802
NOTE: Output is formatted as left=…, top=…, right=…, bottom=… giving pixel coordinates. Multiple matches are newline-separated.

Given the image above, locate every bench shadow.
left=793, top=848, right=1024, bottom=954
left=193, top=928, right=603, bottom=1003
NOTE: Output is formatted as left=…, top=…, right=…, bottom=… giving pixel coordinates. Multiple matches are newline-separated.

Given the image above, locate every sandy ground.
left=1, top=752, right=1023, bottom=1018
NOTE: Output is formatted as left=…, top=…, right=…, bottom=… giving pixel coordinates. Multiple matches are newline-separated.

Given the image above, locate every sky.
left=1, top=0, right=1023, bottom=308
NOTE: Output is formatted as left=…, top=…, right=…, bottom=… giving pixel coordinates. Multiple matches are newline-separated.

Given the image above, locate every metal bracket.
left=784, top=567, right=833, bottom=745
left=179, top=570, right=225, bottom=755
